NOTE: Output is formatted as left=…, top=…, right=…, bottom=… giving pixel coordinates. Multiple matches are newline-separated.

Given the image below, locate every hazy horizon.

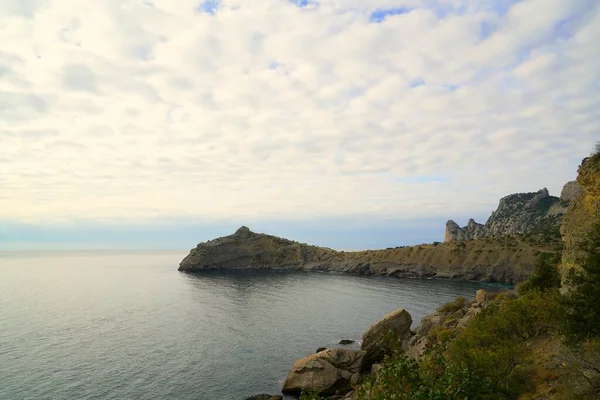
left=2, top=0, right=598, bottom=251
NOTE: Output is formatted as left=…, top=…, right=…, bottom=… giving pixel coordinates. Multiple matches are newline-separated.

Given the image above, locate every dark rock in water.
left=316, top=347, right=327, bottom=353
left=244, top=395, right=282, bottom=400
left=338, top=339, right=355, bottom=345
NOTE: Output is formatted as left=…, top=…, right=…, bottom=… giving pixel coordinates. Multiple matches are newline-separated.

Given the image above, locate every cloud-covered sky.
left=1, top=0, right=599, bottom=250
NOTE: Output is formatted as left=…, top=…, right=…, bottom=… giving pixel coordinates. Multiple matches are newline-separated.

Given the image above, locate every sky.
left=1, top=0, right=599, bottom=251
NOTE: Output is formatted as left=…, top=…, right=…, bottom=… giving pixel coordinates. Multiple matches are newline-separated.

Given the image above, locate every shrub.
left=518, top=252, right=561, bottom=294
left=300, top=391, right=325, bottom=400
left=356, top=291, right=561, bottom=400
left=436, top=296, right=466, bottom=314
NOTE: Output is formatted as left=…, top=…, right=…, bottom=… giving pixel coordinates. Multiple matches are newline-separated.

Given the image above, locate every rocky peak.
left=233, top=225, right=252, bottom=239
left=444, top=220, right=461, bottom=242
left=445, top=185, right=573, bottom=242
left=444, top=218, right=484, bottom=243
left=560, top=181, right=582, bottom=203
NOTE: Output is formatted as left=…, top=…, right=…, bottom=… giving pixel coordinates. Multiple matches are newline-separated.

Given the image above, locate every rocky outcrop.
left=404, top=289, right=508, bottom=359
left=444, top=183, right=579, bottom=243
left=179, top=225, right=335, bottom=272
left=282, top=309, right=413, bottom=396
left=361, top=309, right=413, bottom=367
left=282, top=348, right=364, bottom=395
left=444, top=219, right=485, bottom=242
left=561, top=155, right=600, bottom=276
left=561, top=181, right=583, bottom=203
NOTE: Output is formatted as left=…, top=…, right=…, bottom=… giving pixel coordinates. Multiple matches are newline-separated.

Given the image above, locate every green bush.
left=299, top=392, right=324, bottom=400
left=356, top=291, right=561, bottom=400
left=436, top=296, right=466, bottom=314
left=518, top=252, right=561, bottom=294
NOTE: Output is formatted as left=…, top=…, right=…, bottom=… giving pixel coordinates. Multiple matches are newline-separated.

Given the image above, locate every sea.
left=0, top=250, right=502, bottom=400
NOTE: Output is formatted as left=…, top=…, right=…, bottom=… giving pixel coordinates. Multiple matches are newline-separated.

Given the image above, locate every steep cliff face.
left=179, top=227, right=559, bottom=284
left=444, top=184, right=577, bottom=243
left=561, top=155, right=600, bottom=273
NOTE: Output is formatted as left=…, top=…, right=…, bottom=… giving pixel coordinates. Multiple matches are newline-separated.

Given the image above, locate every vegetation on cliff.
left=300, top=148, right=600, bottom=400
left=347, top=152, right=600, bottom=399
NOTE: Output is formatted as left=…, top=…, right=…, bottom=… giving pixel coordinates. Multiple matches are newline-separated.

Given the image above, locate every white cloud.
left=0, top=0, right=598, bottom=224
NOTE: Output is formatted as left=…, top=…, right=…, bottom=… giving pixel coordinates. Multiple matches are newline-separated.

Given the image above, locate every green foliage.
left=447, top=291, right=559, bottom=396
left=357, top=291, right=561, bottom=400
left=563, top=221, right=600, bottom=344
left=518, top=252, right=561, bottom=294
left=299, top=391, right=325, bottom=400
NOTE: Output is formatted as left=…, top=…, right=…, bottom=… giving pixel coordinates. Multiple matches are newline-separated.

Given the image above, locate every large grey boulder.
left=361, top=309, right=413, bottom=367
left=282, top=348, right=364, bottom=395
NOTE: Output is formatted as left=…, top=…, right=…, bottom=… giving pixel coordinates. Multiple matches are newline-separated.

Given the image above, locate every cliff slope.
left=561, top=153, right=600, bottom=274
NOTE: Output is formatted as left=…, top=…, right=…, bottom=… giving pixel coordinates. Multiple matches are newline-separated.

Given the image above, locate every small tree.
left=518, top=252, right=561, bottom=294
left=563, top=221, right=600, bottom=344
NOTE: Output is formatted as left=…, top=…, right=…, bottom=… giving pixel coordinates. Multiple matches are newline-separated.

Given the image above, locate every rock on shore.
left=282, top=348, right=364, bottom=395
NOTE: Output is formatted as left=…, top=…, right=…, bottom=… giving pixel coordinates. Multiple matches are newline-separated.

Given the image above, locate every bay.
left=0, top=251, right=500, bottom=400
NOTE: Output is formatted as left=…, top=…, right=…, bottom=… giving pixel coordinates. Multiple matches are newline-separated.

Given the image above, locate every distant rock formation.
left=444, top=182, right=581, bottom=243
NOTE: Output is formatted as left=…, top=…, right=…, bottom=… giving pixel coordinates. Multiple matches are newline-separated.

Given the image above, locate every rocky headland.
left=178, top=225, right=559, bottom=284
left=178, top=182, right=580, bottom=284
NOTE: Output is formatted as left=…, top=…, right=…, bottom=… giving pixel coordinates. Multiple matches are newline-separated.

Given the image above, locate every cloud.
left=0, top=0, right=598, bottom=229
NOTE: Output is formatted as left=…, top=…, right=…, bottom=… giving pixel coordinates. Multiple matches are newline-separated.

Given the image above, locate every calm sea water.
left=0, top=251, right=499, bottom=400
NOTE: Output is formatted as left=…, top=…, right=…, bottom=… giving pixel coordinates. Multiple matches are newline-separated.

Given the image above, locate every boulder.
left=316, top=347, right=327, bottom=353
left=339, top=339, right=355, bottom=345
left=282, top=348, right=364, bottom=395
left=361, top=309, right=413, bottom=367
left=560, top=181, right=582, bottom=203
left=244, top=395, right=282, bottom=400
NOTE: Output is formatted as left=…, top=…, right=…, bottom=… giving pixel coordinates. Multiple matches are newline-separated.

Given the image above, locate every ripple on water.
left=0, top=251, right=499, bottom=400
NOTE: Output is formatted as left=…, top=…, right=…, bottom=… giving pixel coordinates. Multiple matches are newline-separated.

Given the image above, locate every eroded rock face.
left=282, top=348, right=365, bottom=395
left=361, top=309, right=413, bottom=367
left=445, top=218, right=485, bottom=242
left=560, top=181, right=583, bottom=203
left=444, top=186, right=573, bottom=243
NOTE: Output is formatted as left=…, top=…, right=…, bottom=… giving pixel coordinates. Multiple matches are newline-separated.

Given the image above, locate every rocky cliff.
left=179, top=226, right=560, bottom=284
left=560, top=154, right=600, bottom=274
left=444, top=183, right=578, bottom=243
